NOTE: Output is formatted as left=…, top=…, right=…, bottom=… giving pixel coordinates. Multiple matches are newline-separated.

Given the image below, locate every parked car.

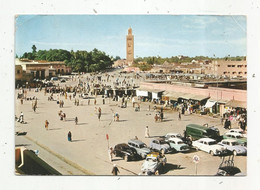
left=51, top=77, right=58, bottom=81
left=150, top=138, right=172, bottom=154
left=164, top=133, right=183, bottom=141
left=113, top=143, right=138, bottom=161
left=228, top=129, right=247, bottom=138
left=141, top=152, right=167, bottom=175
left=60, top=79, right=66, bottom=83
left=218, top=139, right=247, bottom=156
left=167, top=137, right=190, bottom=152
left=216, top=166, right=241, bottom=176
left=186, top=124, right=221, bottom=141
left=192, top=138, right=227, bottom=156
left=223, top=132, right=247, bottom=146
left=128, top=139, right=151, bottom=159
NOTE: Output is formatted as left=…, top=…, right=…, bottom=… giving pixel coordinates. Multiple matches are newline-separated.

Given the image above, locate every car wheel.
left=155, top=170, right=160, bottom=175
left=124, top=155, right=128, bottom=161
left=233, top=150, right=237, bottom=156
left=210, top=151, right=214, bottom=156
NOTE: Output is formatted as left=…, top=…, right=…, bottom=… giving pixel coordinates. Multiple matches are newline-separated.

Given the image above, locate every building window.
left=232, top=65, right=235, bottom=67
left=227, top=65, right=232, bottom=67
left=245, top=72, right=247, bottom=74
left=17, top=70, right=20, bottom=74
left=245, top=65, right=247, bottom=67
left=223, top=72, right=227, bottom=74
left=238, top=72, right=242, bottom=74
left=232, top=72, right=237, bottom=74
left=237, top=65, right=243, bottom=67
left=218, top=65, right=220, bottom=67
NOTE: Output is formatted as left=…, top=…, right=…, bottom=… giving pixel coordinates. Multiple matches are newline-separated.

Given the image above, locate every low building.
left=15, top=59, right=72, bottom=80
left=204, top=60, right=247, bottom=78
left=113, top=59, right=128, bottom=68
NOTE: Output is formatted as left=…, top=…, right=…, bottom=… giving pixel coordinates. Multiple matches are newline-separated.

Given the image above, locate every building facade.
left=126, top=28, right=134, bottom=66
left=204, top=60, right=247, bottom=78
left=16, top=59, right=72, bottom=80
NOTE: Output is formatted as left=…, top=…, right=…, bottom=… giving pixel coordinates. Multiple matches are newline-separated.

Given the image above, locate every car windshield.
left=177, top=141, right=184, bottom=144
left=208, top=141, right=217, bottom=145
left=146, top=158, right=157, bottom=162
left=140, top=144, right=147, bottom=148
left=159, top=140, right=167, bottom=144
left=236, top=136, right=243, bottom=139
left=231, top=142, right=239, bottom=146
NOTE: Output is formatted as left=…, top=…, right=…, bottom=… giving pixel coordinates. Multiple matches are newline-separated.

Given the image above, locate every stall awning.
left=204, top=100, right=216, bottom=108
left=226, top=100, right=247, bottom=109
left=163, top=91, right=184, bottom=101
left=189, top=94, right=210, bottom=101
left=136, top=89, right=149, bottom=97
left=209, top=98, right=228, bottom=104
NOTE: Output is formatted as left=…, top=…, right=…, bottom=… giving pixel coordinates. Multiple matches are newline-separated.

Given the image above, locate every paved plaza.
left=15, top=72, right=246, bottom=176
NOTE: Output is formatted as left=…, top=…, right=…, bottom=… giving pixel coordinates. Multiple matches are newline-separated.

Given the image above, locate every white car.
left=141, top=152, right=167, bottom=175
left=218, top=139, right=247, bottom=156
left=167, top=137, right=190, bottom=152
left=192, top=138, right=227, bottom=156
left=164, top=133, right=183, bottom=141
left=228, top=129, right=247, bottom=138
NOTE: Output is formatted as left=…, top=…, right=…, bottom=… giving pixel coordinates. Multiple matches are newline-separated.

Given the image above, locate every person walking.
left=45, top=120, right=49, bottom=130
left=108, top=147, right=113, bottom=162
left=111, top=164, right=120, bottom=176
left=94, top=99, right=97, bottom=105
left=145, top=126, right=150, bottom=138
left=63, top=113, right=66, bottom=121
left=88, top=99, right=90, bottom=105
left=154, top=114, right=158, bottom=122
left=98, top=107, right=102, bottom=121
left=68, top=131, right=72, bottom=142
left=178, top=111, right=181, bottom=120
left=75, top=116, right=78, bottom=125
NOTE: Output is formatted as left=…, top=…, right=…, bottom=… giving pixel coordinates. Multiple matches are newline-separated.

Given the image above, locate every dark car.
left=216, top=166, right=241, bottom=176
left=113, top=143, right=138, bottom=161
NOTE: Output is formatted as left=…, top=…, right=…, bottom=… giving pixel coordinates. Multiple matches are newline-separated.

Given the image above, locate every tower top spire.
left=128, top=27, right=132, bottom=35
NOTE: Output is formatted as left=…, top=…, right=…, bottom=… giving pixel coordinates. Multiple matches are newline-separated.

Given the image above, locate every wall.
left=140, top=82, right=247, bottom=102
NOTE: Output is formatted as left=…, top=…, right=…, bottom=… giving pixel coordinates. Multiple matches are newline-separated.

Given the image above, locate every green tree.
left=32, top=45, right=37, bottom=53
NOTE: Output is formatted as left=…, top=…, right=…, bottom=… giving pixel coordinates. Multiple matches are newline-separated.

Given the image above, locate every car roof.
left=225, top=132, right=242, bottom=136
left=221, top=139, right=237, bottom=143
left=128, top=139, right=145, bottom=145
left=152, top=138, right=165, bottom=141
left=147, top=152, right=159, bottom=158
left=197, top=138, right=216, bottom=142
left=168, top=137, right=183, bottom=142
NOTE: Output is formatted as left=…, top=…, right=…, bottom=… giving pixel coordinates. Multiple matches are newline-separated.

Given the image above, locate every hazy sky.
left=15, top=15, right=246, bottom=58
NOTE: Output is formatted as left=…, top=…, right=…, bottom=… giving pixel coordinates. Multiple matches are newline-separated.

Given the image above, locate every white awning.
left=204, top=100, right=216, bottom=108
left=136, top=89, right=148, bottom=97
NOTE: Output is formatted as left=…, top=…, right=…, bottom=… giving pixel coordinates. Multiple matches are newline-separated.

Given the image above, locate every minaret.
left=126, top=28, right=134, bottom=66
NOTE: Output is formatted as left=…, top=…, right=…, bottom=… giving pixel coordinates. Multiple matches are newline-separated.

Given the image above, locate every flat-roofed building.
left=204, top=60, right=247, bottom=78
left=15, top=59, right=72, bottom=79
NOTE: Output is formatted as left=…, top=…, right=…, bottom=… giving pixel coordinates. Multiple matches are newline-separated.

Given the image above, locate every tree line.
left=20, top=45, right=114, bottom=72
left=134, top=55, right=246, bottom=65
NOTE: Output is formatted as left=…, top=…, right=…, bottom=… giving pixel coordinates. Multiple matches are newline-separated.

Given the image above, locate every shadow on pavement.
left=117, top=120, right=127, bottom=122
left=16, top=132, right=27, bottom=136
left=161, top=163, right=185, bottom=174
left=77, top=123, right=88, bottom=125
left=49, top=128, right=62, bottom=131
left=162, top=119, right=173, bottom=122
left=72, top=139, right=86, bottom=142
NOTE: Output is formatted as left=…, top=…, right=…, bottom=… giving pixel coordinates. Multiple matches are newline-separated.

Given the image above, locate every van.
left=186, top=124, right=220, bottom=141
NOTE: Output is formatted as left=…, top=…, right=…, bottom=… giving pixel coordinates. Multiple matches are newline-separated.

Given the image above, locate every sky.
left=15, top=15, right=246, bottom=58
